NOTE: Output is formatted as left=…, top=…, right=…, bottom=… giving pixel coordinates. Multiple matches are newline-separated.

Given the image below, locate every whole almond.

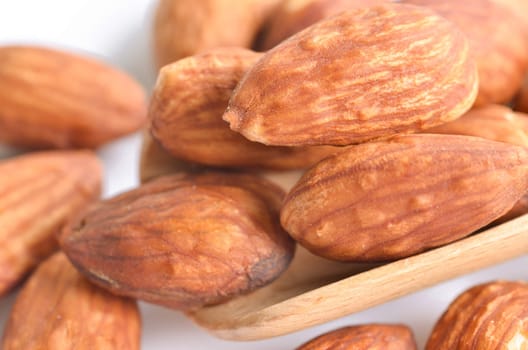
left=153, top=0, right=281, bottom=67
left=0, top=46, right=147, bottom=149
left=426, top=104, right=528, bottom=147
left=404, top=0, right=528, bottom=106
left=259, top=0, right=390, bottom=50
left=281, top=134, right=528, bottom=261
left=1, top=252, right=140, bottom=350
left=150, top=47, right=340, bottom=169
left=224, top=4, right=478, bottom=146
left=59, top=173, right=294, bottom=310
left=297, top=324, right=417, bottom=350
left=0, top=151, right=101, bottom=296
left=426, top=281, right=528, bottom=350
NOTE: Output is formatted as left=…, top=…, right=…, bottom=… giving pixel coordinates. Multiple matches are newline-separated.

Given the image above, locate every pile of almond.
left=1, top=0, right=528, bottom=348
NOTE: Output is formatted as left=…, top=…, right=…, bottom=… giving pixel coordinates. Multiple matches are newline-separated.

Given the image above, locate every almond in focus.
left=0, top=150, right=101, bottom=296
left=224, top=3, right=478, bottom=146
left=0, top=46, right=147, bottom=149
left=1, top=252, right=140, bottom=350
left=281, top=134, right=528, bottom=261
left=59, top=172, right=294, bottom=310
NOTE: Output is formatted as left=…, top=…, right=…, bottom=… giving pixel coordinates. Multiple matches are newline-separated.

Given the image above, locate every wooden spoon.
left=189, top=214, right=528, bottom=340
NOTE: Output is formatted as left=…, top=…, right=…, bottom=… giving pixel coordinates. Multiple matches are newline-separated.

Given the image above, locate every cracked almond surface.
left=224, top=4, right=478, bottom=146
left=281, top=134, right=528, bottom=261
left=426, top=281, right=528, bottom=350
left=59, top=173, right=294, bottom=310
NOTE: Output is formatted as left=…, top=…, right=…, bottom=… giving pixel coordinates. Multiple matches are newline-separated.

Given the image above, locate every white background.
left=0, top=1, right=527, bottom=349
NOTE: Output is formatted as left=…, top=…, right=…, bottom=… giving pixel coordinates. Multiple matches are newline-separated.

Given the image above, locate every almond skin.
left=153, top=0, right=281, bottom=67
left=426, top=281, right=528, bottom=350
left=1, top=252, right=140, bottom=350
left=281, top=134, right=528, bottom=261
left=297, top=324, right=417, bottom=350
left=492, top=193, right=528, bottom=225
left=59, top=173, right=294, bottom=310
left=0, top=151, right=101, bottom=296
left=426, top=104, right=528, bottom=147
left=404, top=0, right=528, bottom=106
left=259, top=0, right=390, bottom=50
left=150, top=47, right=340, bottom=169
left=0, top=46, right=147, bottom=149
left=224, top=4, right=478, bottom=146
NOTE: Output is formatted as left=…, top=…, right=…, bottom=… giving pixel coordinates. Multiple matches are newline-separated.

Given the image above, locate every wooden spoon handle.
left=193, top=214, right=528, bottom=340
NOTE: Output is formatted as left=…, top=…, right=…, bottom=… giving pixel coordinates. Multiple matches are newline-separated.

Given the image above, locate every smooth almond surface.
left=281, top=134, right=528, bottom=261
left=426, top=281, right=528, bottom=350
left=60, top=173, right=294, bottom=310
left=224, top=4, right=478, bottom=146
left=150, top=47, right=340, bottom=169
left=0, top=46, right=147, bottom=149
left=0, top=151, right=101, bottom=296
left=404, top=0, right=528, bottom=106
left=1, top=252, right=140, bottom=350
left=297, top=324, right=417, bottom=350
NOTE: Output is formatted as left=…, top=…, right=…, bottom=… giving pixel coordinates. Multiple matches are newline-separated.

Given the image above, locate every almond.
left=224, top=4, right=478, bottom=146
left=0, top=46, right=147, bottom=149
left=259, top=0, right=391, bottom=50
left=492, top=193, right=528, bottom=225
left=1, top=252, right=140, bottom=350
left=0, top=151, right=101, bottom=296
left=426, top=281, right=528, bottom=350
left=153, top=0, right=281, bottom=67
left=297, top=324, right=417, bottom=350
left=426, top=104, right=528, bottom=147
left=59, top=173, right=294, bottom=310
left=150, top=47, right=340, bottom=169
left=404, top=0, right=528, bottom=106
left=281, top=134, right=528, bottom=261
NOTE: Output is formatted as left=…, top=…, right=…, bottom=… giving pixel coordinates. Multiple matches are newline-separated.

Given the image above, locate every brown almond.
left=0, top=151, right=101, bottom=296
left=224, top=4, right=478, bottom=146
left=259, top=0, right=390, bottom=50
left=0, top=46, right=147, bottom=149
left=281, top=134, right=528, bottom=261
left=404, top=0, right=528, bottom=106
left=297, top=324, right=417, bottom=350
left=426, top=104, right=528, bottom=147
left=1, top=252, right=140, bottom=350
left=150, top=47, right=340, bottom=169
left=153, top=0, right=281, bottom=67
left=59, top=173, right=294, bottom=310
left=426, top=281, right=528, bottom=350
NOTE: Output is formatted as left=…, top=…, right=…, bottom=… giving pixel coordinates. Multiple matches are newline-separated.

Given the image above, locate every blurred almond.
left=259, top=0, right=390, bottom=50
left=59, top=172, right=294, bottom=310
left=404, top=0, right=528, bottom=106
left=1, top=252, right=140, bottom=350
left=0, top=151, right=101, bottom=296
left=224, top=4, right=478, bottom=146
left=150, top=47, right=340, bottom=169
left=281, top=134, right=528, bottom=261
left=0, top=46, right=147, bottom=149
left=153, top=0, right=281, bottom=67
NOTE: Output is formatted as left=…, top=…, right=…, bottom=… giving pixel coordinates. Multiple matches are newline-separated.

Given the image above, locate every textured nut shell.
left=259, top=0, right=390, bottom=50
left=426, top=281, right=528, bottom=350
left=0, top=46, right=147, bottom=149
left=150, top=47, right=340, bottom=169
left=1, top=253, right=140, bottom=350
left=281, top=134, right=528, bottom=261
left=426, top=104, right=528, bottom=147
left=224, top=4, right=478, bottom=146
left=404, top=0, right=528, bottom=106
left=297, top=324, right=417, bottom=350
left=60, top=173, right=294, bottom=310
left=153, top=0, right=281, bottom=67
left=0, top=151, right=101, bottom=296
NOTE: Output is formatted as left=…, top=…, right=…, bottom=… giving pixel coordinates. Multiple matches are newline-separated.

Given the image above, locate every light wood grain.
left=190, top=214, right=528, bottom=340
